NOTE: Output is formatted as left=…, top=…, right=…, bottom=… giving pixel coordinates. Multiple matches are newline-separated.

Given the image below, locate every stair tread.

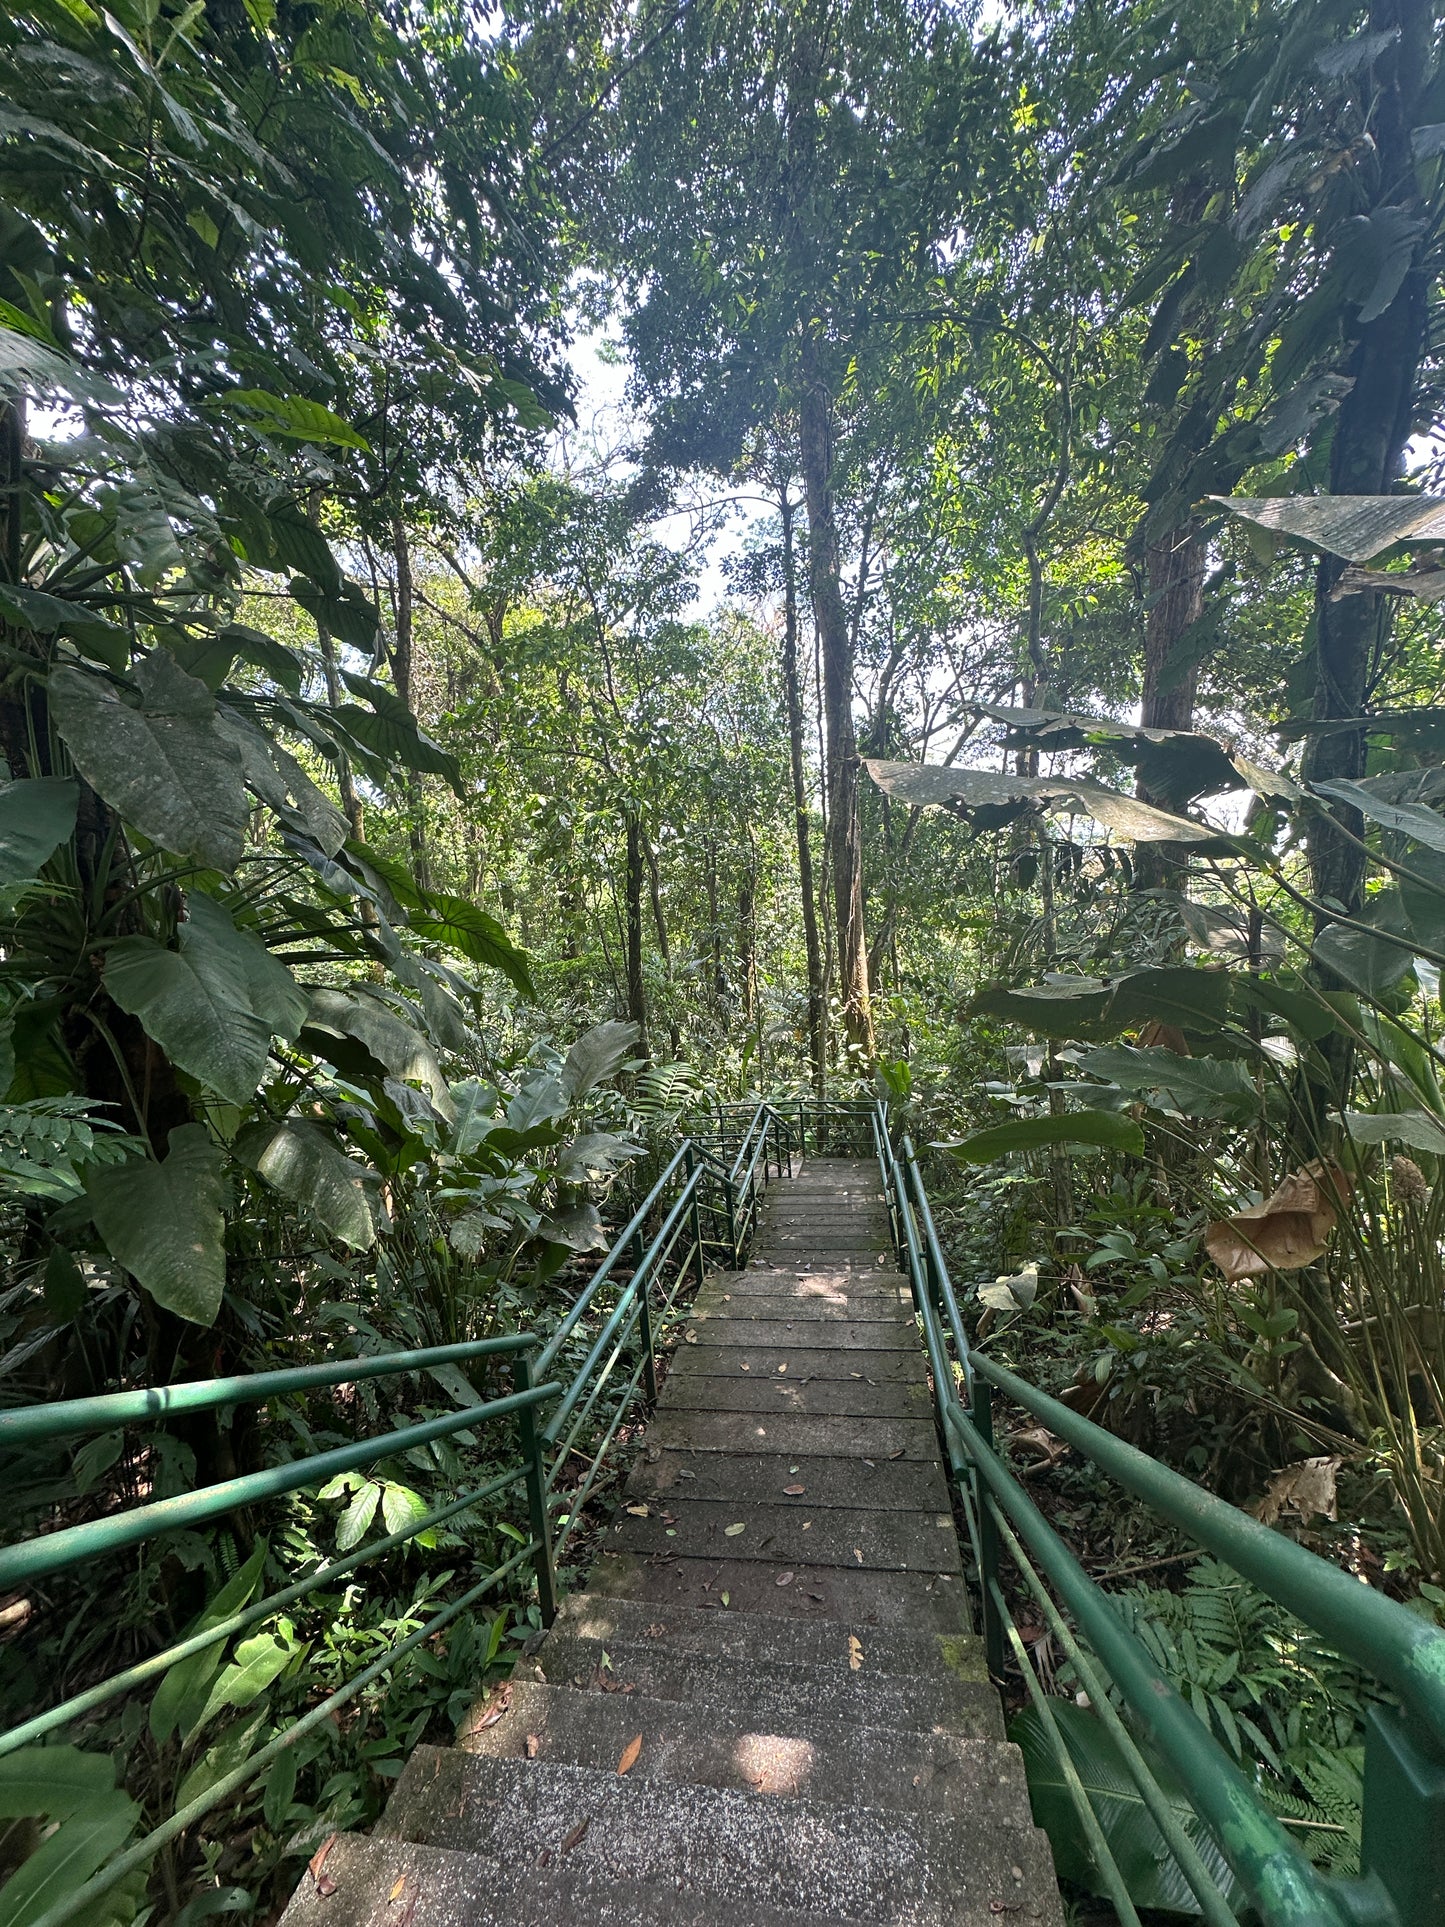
left=644, top=1408, right=941, bottom=1457
left=681, top=1316, right=918, bottom=1350
left=625, top=1448, right=954, bottom=1511
left=587, top=1549, right=971, bottom=1631
left=606, top=1496, right=962, bottom=1573
left=378, top=1749, right=1063, bottom=1926
left=458, top=1677, right=1029, bottom=1817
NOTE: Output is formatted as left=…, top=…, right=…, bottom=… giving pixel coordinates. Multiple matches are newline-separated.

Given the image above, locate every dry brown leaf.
left=1011, top=1426, right=1068, bottom=1465
left=617, top=1734, right=643, bottom=1775
left=1137, top=1020, right=1190, bottom=1054
left=388, top=1877, right=407, bottom=1904
left=1251, top=1456, right=1342, bottom=1527
left=525, top=1732, right=541, bottom=1758
left=308, top=1833, right=339, bottom=1897
left=464, top=1680, right=513, bottom=1735
left=1204, top=1160, right=1352, bottom=1283
left=776, top=1570, right=794, bottom=1587
left=782, top=1483, right=806, bottom=1495
left=625, top=1503, right=649, bottom=1517
left=777, top=1362, right=788, bottom=1373
left=561, top=1817, right=591, bottom=1852
left=847, top=1635, right=864, bottom=1671
left=853, top=1546, right=863, bottom=1564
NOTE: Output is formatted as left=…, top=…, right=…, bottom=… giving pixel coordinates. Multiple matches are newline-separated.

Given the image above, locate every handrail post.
left=971, top=1378, right=1005, bottom=1679
left=685, top=1144, right=707, bottom=1287
left=514, top=1353, right=558, bottom=1628
left=724, top=1171, right=740, bottom=1268
left=1361, top=1706, right=1445, bottom=1924
left=633, top=1225, right=659, bottom=1405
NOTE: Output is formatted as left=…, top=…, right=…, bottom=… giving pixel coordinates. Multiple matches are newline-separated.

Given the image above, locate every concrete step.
left=672, top=1345, right=924, bottom=1383
left=606, top=1496, right=961, bottom=1573
left=378, top=1749, right=1063, bottom=1926
left=626, top=1447, right=954, bottom=1512
left=550, top=1592, right=986, bottom=1681
left=459, top=1677, right=1032, bottom=1819
left=696, top=1276, right=912, bottom=1313
left=525, top=1631, right=998, bottom=1734
left=682, top=1314, right=917, bottom=1350
left=750, top=1247, right=898, bottom=1269
left=663, top=1373, right=932, bottom=1418
left=589, top=1548, right=970, bottom=1627
left=644, top=1407, right=941, bottom=1457
left=278, top=1832, right=854, bottom=1927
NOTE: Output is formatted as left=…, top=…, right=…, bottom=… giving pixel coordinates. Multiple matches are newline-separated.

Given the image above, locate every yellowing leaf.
left=724, top=1521, right=746, bottom=1536
left=389, top=1877, right=407, bottom=1903
left=848, top=1636, right=864, bottom=1671
left=617, top=1734, right=643, bottom=1775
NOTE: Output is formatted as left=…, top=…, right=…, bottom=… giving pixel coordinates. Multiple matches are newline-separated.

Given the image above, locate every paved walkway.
left=283, top=1158, right=1063, bottom=1926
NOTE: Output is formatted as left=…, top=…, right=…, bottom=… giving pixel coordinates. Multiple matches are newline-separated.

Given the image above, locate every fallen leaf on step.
left=525, top=1733, right=541, bottom=1758
left=777, top=1362, right=788, bottom=1373
left=740, top=1362, right=750, bottom=1371
left=617, top=1734, right=643, bottom=1775
left=626, top=1504, right=650, bottom=1517
left=776, top=1570, right=795, bottom=1587
left=721, top=1591, right=731, bottom=1605
left=889, top=1448, right=905, bottom=1459
left=389, top=1877, right=407, bottom=1903
left=724, top=1521, right=747, bottom=1536
left=783, top=1483, right=806, bottom=1495
left=848, top=1636, right=864, bottom=1671
left=561, top=1817, right=591, bottom=1852
left=684, top=1330, right=698, bottom=1344
left=853, top=1547, right=864, bottom=1564
left=308, top=1833, right=339, bottom=1896
left=802, top=1520, right=812, bottom=1530
left=460, top=1680, right=513, bottom=1737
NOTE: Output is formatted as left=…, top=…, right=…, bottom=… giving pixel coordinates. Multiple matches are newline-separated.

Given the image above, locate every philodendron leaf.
left=0, top=776, right=78, bottom=883
left=302, top=987, right=453, bottom=1120
left=86, top=1125, right=227, bottom=1324
left=975, top=967, right=1235, bottom=1041
left=561, top=1020, right=641, bottom=1100
left=1012, top=1698, right=1245, bottom=1914
left=1340, top=1109, right=1445, bottom=1154
left=104, top=892, right=307, bottom=1105
left=214, top=387, right=371, bottom=451
left=943, top=1111, right=1146, bottom=1163
left=234, top=1119, right=375, bottom=1249
left=49, top=652, right=247, bottom=870
left=407, top=894, right=535, bottom=996
left=863, top=759, right=1233, bottom=845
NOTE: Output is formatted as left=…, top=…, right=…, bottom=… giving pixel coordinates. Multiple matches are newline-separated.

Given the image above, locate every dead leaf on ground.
left=308, top=1833, right=339, bottom=1897
left=853, top=1546, right=863, bottom=1564
left=460, top=1680, right=513, bottom=1737
left=388, top=1876, right=407, bottom=1903
left=782, top=1483, right=806, bottom=1495
left=626, top=1503, right=650, bottom=1517
left=1011, top=1426, right=1069, bottom=1466
left=848, top=1635, right=864, bottom=1671
left=776, top=1570, right=795, bottom=1587
left=561, top=1817, right=591, bottom=1851
left=525, top=1733, right=541, bottom=1758
left=1204, top=1160, right=1352, bottom=1282
left=777, top=1362, right=788, bottom=1373
left=1251, top=1455, right=1343, bottom=1527
left=617, top=1734, right=643, bottom=1775
left=724, top=1522, right=746, bottom=1536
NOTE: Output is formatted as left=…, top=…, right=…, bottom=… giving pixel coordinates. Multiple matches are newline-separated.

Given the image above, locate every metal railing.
left=869, top=1099, right=1445, bottom=1927
left=0, top=1101, right=797, bottom=1927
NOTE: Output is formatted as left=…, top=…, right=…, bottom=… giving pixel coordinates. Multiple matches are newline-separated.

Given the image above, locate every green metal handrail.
left=0, top=1095, right=800, bottom=1927
left=870, top=1099, right=1445, bottom=1927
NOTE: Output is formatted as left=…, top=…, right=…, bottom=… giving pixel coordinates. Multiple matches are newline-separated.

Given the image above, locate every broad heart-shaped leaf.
left=289, top=573, right=378, bottom=649
left=863, top=759, right=1233, bottom=846
left=0, top=1744, right=115, bottom=1819
left=965, top=704, right=1243, bottom=806
left=1313, top=777, right=1445, bottom=856
left=214, top=387, right=371, bottom=451
left=943, top=1110, right=1145, bottom=1163
left=234, top=1119, right=375, bottom=1249
left=1212, top=494, right=1445, bottom=563
left=1313, top=893, right=1417, bottom=997
left=86, top=1125, right=227, bottom=1325
left=0, top=776, right=78, bottom=883
left=407, top=895, right=535, bottom=996
left=334, top=672, right=460, bottom=791
left=1011, top=1699, right=1245, bottom=1915
left=49, top=652, right=247, bottom=870
left=562, top=1020, right=642, bottom=1101
left=103, top=892, right=307, bottom=1105
left=1079, top=1045, right=1259, bottom=1122
left=302, top=987, right=453, bottom=1120
left=557, top=1131, right=642, bottom=1182
left=537, top=1201, right=607, bottom=1251
left=217, top=710, right=347, bottom=856
left=975, top=967, right=1235, bottom=1043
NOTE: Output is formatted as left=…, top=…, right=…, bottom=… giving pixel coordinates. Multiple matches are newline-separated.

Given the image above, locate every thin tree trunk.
left=779, top=483, right=826, bottom=1099
left=798, top=345, right=873, bottom=1059
left=317, top=623, right=367, bottom=847
left=391, top=514, right=432, bottom=893
left=624, top=809, right=649, bottom=1060
left=1134, top=524, right=1205, bottom=893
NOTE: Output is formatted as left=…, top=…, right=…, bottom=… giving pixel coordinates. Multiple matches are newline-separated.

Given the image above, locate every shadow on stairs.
left=280, top=1157, right=1064, bottom=1926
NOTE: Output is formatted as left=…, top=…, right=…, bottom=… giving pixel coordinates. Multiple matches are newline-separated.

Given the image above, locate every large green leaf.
left=0, top=777, right=78, bottom=884
left=150, top=1542, right=268, bottom=1745
left=1079, top=1045, right=1260, bottom=1121
left=214, top=388, right=370, bottom=451
left=334, top=673, right=460, bottom=790
left=103, top=892, right=307, bottom=1105
left=288, top=574, right=378, bottom=648
left=975, top=967, right=1235, bottom=1042
left=0, top=1746, right=115, bottom=1820
left=863, top=759, right=1234, bottom=845
left=217, top=711, right=347, bottom=855
left=302, top=987, right=453, bottom=1118
left=1012, top=1699, right=1244, bottom=1915
left=235, top=1119, right=375, bottom=1249
left=1341, top=1110, right=1445, bottom=1154
left=408, top=894, right=535, bottom=995
left=49, top=652, right=247, bottom=870
left=1212, top=494, right=1445, bottom=562
left=86, top=1125, right=227, bottom=1325
left=944, top=1111, right=1146, bottom=1163
left=561, top=1019, right=641, bottom=1100
left=1313, top=777, right=1445, bottom=857
left=0, top=1795, right=139, bottom=1927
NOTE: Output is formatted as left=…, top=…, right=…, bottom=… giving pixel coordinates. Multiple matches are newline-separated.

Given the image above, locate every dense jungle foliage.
left=3, top=0, right=1445, bottom=1918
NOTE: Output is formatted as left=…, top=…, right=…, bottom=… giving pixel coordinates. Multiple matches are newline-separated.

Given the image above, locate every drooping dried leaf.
left=1251, top=1456, right=1343, bottom=1527
left=459, top=1680, right=512, bottom=1738
left=309, top=1833, right=339, bottom=1896
left=617, top=1734, right=643, bottom=1775
left=1203, top=1161, right=1352, bottom=1282
left=388, top=1876, right=407, bottom=1903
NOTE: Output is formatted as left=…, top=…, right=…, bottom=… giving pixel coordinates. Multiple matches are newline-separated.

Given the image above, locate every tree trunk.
left=798, top=346, right=873, bottom=1059
left=779, top=484, right=826, bottom=1099
left=1134, top=524, right=1205, bottom=893
left=391, top=514, right=432, bottom=893
left=624, top=809, right=649, bottom=1060
left=1303, top=0, right=1429, bottom=928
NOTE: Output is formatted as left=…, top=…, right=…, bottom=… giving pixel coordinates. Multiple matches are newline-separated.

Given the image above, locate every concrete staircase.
left=280, top=1157, right=1064, bottom=1926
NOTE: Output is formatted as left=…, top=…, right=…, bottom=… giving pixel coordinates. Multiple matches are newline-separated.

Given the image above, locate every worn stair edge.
left=522, top=1631, right=996, bottom=1733
left=277, top=1833, right=860, bottom=1927
left=679, top=1318, right=919, bottom=1351
left=589, top=1548, right=971, bottom=1629
left=550, top=1592, right=988, bottom=1680
left=661, top=1374, right=933, bottom=1418
left=458, top=1677, right=1031, bottom=1820
left=378, top=1749, right=1063, bottom=1927
left=606, top=1497, right=962, bottom=1573
left=642, top=1409, right=942, bottom=1457
left=670, top=1347, right=924, bottom=1385
left=625, top=1448, right=955, bottom=1512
